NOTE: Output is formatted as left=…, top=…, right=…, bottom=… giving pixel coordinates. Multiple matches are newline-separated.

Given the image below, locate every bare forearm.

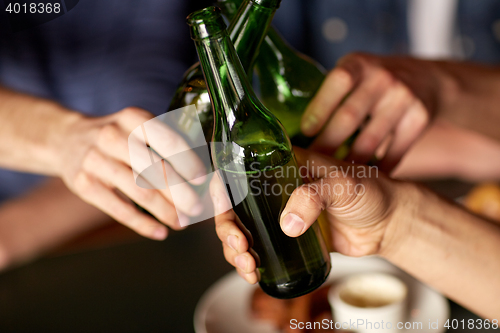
left=382, top=183, right=500, bottom=319
left=0, top=88, right=195, bottom=240
left=0, top=86, right=79, bottom=175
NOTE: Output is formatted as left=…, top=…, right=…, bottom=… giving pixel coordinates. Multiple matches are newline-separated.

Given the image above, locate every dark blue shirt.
left=0, top=0, right=197, bottom=201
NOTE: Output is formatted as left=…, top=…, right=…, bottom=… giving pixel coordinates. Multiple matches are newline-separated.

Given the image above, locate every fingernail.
left=235, top=255, right=248, bottom=271
left=302, top=115, right=318, bottom=132
left=227, top=235, right=239, bottom=251
left=177, top=213, right=190, bottom=227
left=281, top=213, right=305, bottom=237
left=153, top=227, right=168, bottom=240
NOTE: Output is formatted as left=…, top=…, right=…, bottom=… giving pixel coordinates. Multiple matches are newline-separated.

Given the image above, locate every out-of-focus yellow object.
left=465, top=183, right=500, bottom=222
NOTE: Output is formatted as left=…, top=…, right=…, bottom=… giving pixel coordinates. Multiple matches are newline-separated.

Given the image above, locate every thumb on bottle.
left=280, top=180, right=329, bottom=237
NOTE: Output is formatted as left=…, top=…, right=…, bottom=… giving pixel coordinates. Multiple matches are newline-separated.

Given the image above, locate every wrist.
left=41, top=103, right=84, bottom=176
left=378, top=180, right=423, bottom=259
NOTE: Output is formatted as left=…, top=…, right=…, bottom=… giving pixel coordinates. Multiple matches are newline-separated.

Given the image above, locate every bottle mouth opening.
left=187, top=6, right=227, bottom=40
left=215, top=0, right=280, bottom=9
left=186, top=6, right=222, bottom=26
left=252, top=0, right=281, bottom=9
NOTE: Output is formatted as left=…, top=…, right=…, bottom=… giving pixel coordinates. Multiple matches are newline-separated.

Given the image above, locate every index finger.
left=301, top=66, right=358, bottom=137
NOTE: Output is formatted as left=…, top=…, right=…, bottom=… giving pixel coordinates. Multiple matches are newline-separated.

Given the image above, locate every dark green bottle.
left=169, top=0, right=278, bottom=144
left=187, top=6, right=331, bottom=299
left=218, top=0, right=357, bottom=157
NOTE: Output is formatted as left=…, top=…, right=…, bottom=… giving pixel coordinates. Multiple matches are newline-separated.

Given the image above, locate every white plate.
left=194, top=253, right=450, bottom=333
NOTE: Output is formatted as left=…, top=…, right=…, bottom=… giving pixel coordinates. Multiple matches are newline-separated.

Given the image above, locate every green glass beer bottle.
left=169, top=0, right=279, bottom=144
left=218, top=0, right=358, bottom=156
left=187, top=6, right=331, bottom=299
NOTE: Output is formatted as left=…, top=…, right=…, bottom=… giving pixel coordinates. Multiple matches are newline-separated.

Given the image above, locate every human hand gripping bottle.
left=187, top=6, right=331, bottom=299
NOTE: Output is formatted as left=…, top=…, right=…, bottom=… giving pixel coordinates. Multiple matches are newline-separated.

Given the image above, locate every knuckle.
left=223, top=244, right=236, bottom=262
left=156, top=208, right=176, bottom=225
left=338, top=103, right=362, bottom=125
left=358, top=132, right=382, bottom=152
left=73, top=170, right=94, bottom=196
left=399, top=87, right=418, bottom=110
left=120, top=107, right=153, bottom=122
left=245, top=254, right=256, bottom=270
left=112, top=203, right=135, bottom=224
left=108, top=161, right=121, bottom=178
left=98, top=124, right=121, bottom=146
left=376, top=70, right=395, bottom=87
left=238, top=235, right=248, bottom=251
left=389, top=82, right=414, bottom=105
left=134, top=187, right=156, bottom=203
left=215, top=220, right=233, bottom=240
left=215, top=223, right=226, bottom=241
left=119, top=107, right=139, bottom=117
left=332, top=68, right=353, bottom=87
left=395, top=82, right=412, bottom=98
left=163, top=131, right=182, bottom=149
left=411, top=104, right=430, bottom=126
left=82, top=147, right=102, bottom=170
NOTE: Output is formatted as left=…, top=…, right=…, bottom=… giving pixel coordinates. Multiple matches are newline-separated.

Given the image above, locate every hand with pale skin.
left=213, top=148, right=500, bottom=319
left=58, top=107, right=206, bottom=239
left=0, top=87, right=206, bottom=240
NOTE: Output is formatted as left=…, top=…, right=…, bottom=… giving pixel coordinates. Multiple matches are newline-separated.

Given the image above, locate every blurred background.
left=0, top=0, right=500, bottom=331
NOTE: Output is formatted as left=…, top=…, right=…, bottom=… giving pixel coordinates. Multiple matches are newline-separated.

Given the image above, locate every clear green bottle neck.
left=194, top=32, right=252, bottom=134
left=219, top=0, right=280, bottom=14
left=194, top=31, right=292, bottom=169
left=188, top=3, right=278, bottom=74
left=218, top=0, right=240, bottom=19
left=219, top=0, right=299, bottom=65
left=227, top=0, right=277, bottom=73
left=189, top=7, right=291, bottom=165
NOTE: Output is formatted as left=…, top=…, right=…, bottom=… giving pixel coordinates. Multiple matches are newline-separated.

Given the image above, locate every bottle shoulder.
left=212, top=95, right=292, bottom=170
left=256, top=31, right=326, bottom=77
left=216, top=140, right=293, bottom=173
left=169, top=62, right=209, bottom=110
